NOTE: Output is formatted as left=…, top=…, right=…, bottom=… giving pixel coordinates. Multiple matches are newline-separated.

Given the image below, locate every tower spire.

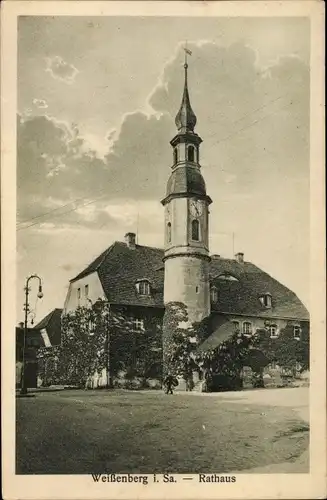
left=175, top=45, right=197, bottom=133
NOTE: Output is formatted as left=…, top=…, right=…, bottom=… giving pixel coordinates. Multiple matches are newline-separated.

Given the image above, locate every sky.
left=17, top=16, right=310, bottom=324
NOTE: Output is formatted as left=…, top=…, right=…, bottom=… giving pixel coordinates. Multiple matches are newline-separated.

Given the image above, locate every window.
left=27, top=338, right=39, bottom=347
left=195, top=286, right=199, bottom=294
left=191, top=219, right=199, bottom=241
left=85, top=284, right=89, bottom=298
left=210, top=287, right=218, bottom=302
left=217, top=273, right=238, bottom=282
left=133, top=318, right=144, bottom=331
left=167, top=222, right=171, bottom=243
left=77, top=288, right=81, bottom=300
left=136, top=280, right=151, bottom=295
left=233, top=321, right=240, bottom=332
left=187, top=145, right=195, bottom=162
left=293, top=326, right=302, bottom=340
left=260, top=293, right=272, bottom=308
left=173, top=147, right=178, bottom=164
left=269, top=324, right=278, bottom=338
left=243, top=321, right=252, bottom=335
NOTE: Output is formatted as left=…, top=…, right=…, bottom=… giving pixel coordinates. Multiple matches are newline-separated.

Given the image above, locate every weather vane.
left=183, top=41, right=192, bottom=66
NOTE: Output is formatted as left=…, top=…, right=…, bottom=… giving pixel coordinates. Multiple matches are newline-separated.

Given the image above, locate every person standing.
left=164, top=374, right=177, bottom=394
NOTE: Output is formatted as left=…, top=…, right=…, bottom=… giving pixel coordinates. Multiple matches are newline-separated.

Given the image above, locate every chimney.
left=235, top=252, right=244, bottom=264
left=125, top=232, right=136, bottom=249
left=18, top=322, right=24, bottom=329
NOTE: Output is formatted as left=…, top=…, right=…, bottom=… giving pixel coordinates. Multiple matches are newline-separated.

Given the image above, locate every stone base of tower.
left=163, top=254, right=210, bottom=325
left=162, top=254, right=210, bottom=382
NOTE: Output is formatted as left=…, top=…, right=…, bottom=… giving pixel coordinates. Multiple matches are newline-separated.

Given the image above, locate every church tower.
left=161, top=56, right=212, bottom=325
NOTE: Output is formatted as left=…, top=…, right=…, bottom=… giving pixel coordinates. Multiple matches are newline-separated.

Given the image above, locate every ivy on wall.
left=37, top=301, right=163, bottom=388
left=37, top=297, right=309, bottom=391
left=162, top=301, right=310, bottom=390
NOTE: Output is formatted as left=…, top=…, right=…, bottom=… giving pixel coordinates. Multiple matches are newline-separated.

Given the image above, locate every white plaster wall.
left=164, top=197, right=209, bottom=256
left=164, top=255, right=210, bottom=323
left=63, top=271, right=106, bottom=314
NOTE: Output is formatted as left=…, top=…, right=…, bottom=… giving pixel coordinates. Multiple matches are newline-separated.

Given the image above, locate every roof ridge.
left=33, top=308, right=56, bottom=329
left=95, top=241, right=116, bottom=271
left=117, top=240, right=164, bottom=252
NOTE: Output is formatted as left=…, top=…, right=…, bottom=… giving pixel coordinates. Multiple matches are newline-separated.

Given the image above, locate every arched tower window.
left=191, top=219, right=199, bottom=241
left=173, top=147, right=178, bottom=165
left=187, top=145, right=195, bottom=162
left=167, top=222, right=171, bottom=242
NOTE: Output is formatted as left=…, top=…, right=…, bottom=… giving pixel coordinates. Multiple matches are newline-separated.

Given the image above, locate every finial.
left=175, top=44, right=196, bottom=133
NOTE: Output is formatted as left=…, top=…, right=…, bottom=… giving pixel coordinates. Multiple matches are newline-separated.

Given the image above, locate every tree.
left=273, top=324, right=309, bottom=376
left=38, top=301, right=163, bottom=389
left=162, top=302, right=198, bottom=385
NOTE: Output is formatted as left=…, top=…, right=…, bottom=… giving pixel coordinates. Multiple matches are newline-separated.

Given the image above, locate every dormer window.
left=191, top=219, right=199, bottom=241
left=216, top=273, right=238, bottom=282
left=260, top=293, right=272, bottom=308
left=210, top=286, right=218, bottom=303
left=135, top=280, right=151, bottom=296
left=187, top=145, right=195, bottom=162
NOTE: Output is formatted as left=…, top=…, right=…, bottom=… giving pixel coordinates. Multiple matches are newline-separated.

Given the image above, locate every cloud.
left=33, top=98, right=48, bottom=109
left=17, top=42, right=309, bottom=237
left=61, top=263, right=74, bottom=272
left=45, top=56, right=79, bottom=84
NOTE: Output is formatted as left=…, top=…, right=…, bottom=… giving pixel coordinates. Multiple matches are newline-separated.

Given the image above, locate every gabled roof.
left=70, top=242, right=309, bottom=320
left=33, top=308, right=62, bottom=346
left=209, top=256, right=309, bottom=320
left=98, top=242, right=164, bottom=308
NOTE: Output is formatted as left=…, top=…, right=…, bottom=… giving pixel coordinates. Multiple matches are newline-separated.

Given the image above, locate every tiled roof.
left=33, top=308, right=62, bottom=346
left=209, top=257, right=309, bottom=320
left=71, top=244, right=115, bottom=282
left=98, top=243, right=164, bottom=308
left=70, top=242, right=309, bottom=320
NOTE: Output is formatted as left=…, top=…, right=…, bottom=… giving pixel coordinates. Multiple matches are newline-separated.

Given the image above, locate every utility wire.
left=17, top=193, right=108, bottom=231
left=212, top=98, right=295, bottom=147
left=17, top=194, right=94, bottom=226
left=17, top=98, right=296, bottom=232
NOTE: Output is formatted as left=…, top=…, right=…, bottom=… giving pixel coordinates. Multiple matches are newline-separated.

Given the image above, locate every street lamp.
left=20, top=274, right=44, bottom=395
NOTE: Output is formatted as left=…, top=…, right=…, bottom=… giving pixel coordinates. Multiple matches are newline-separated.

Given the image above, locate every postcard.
left=1, top=1, right=325, bottom=499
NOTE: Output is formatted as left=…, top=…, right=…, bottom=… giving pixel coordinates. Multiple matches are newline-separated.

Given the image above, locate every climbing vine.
left=37, top=301, right=163, bottom=388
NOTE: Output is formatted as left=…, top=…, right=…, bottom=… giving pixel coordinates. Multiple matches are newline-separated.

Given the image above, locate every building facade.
left=40, top=58, right=309, bottom=390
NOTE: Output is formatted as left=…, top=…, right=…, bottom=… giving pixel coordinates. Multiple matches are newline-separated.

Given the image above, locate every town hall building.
left=38, top=57, right=309, bottom=390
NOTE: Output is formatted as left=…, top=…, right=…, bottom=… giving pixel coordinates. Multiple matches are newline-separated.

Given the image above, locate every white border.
left=1, top=2, right=326, bottom=499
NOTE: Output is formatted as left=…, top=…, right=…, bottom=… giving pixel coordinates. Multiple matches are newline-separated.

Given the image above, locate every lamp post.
left=20, top=274, right=43, bottom=395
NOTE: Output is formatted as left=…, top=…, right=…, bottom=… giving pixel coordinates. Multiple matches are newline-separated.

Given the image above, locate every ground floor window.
left=269, top=324, right=278, bottom=338
left=232, top=320, right=240, bottom=332
left=242, top=321, right=252, bottom=335
left=293, top=326, right=301, bottom=340
left=133, top=318, right=145, bottom=331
